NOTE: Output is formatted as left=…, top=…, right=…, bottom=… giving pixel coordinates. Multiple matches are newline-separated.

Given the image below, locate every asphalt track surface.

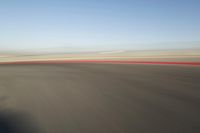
left=0, top=63, right=199, bottom=133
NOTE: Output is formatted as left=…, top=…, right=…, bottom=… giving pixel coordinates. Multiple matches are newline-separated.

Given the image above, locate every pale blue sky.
left=0, top=0, right=200, bottom=50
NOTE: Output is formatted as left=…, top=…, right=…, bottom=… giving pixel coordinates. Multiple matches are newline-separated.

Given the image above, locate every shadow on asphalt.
left=0, top=109, right=39, bottom=133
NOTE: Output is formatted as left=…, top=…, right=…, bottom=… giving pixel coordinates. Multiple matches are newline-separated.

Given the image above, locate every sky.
left=0, top=0, right=200, bottom=51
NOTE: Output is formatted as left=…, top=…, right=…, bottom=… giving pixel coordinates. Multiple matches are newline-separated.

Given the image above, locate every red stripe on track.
left=0, top=60, right=200, bottom=66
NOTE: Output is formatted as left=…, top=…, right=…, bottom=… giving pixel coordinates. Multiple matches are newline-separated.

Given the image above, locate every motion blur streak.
left=0, top=60, right=200, bottom=66
left=0, top=64, right=199, bottom=133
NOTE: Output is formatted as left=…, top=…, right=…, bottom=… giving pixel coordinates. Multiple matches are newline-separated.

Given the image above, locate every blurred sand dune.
left=0, top=49, right=200, bottom=62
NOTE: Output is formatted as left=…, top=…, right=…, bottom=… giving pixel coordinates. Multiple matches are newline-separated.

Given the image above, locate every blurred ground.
left=0, top=64, right=199, bottom=133
left=0, top=49, right=200, bottom=62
